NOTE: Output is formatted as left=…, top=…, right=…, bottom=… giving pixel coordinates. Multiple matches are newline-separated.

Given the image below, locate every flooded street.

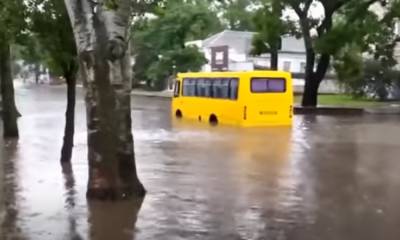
left=1, top=85, right=400, bottom=240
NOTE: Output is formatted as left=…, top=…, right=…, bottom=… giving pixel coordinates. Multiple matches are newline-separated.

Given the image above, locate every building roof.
left=203, top=30, right=254, bottom=54
left=201, top=30, right=305, bottom=54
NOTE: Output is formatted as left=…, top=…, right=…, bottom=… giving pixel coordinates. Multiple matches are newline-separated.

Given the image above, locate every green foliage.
left=336, top=58, right=400, bottom=100
left=25, top=0, right=77, bottom=77
left=334, top=44, right=365, bottom=97
left=105, top=0, right=120, bottom=10
left=16, top=38, right=44, bottom=68
left=220, top=0, right=255, bottom=31
left=0, top=0, right=27, bottom=42
left=132, top=0, right=219, bottom=89
left=331, top=1, right=400, bottom=100
left=251, top=0, right=293, bottom=56
left=146, top=47, right=207, bottom=89
left=252, top=0, right=400, bottom=105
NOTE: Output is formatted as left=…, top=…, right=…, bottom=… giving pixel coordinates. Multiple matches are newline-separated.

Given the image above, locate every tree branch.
left=317, top=0, right=347, bottom=37
left=303, top=0, right=313, bottom=14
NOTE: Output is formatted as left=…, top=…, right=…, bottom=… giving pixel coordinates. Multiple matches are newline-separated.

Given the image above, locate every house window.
left=300, top=62, right=306, bottom=73
left=283, top=61, right=291, bottom=72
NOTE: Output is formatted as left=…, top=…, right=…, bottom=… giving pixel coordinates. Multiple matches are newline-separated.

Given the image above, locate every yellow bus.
left=172, top=71, right=293, bottom=127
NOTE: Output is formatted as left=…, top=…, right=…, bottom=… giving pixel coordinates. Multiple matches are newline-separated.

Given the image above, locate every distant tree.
left=0, top=0, right=26, bottom=138
left=27, top=0, right=78, bottom=163
left=17, top=38, right=44, bottom=84
left=218, top=0, right=256, bottom=31
left=336, top=58, right=400, bottom=100
left=132, top=0, right=220, bottom=89
left=251, top=0, right=288, bottom=70
left=265, top=0, right=400, bottom=107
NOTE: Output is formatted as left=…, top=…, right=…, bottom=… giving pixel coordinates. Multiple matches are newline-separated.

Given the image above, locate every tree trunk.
left=270, top=49, right=278, bottom=70
left=64, top=0, right=145, bottom=200
left=60, top=70, right=76, bottom=163
left=0, top=38, right=19, bottom=138
left=301, top=74, right=320, bottom=107
left=270, top=0, right=280, bottom=71
left=302, top=53, right=330, bottom=107
left=34, top=64, right=40, bottom=84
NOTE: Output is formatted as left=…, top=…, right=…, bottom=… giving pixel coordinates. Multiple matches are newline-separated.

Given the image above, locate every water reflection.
left=1, top=139, right=25, bottom=240
left=138, top=118, right=314, bottom=239
left=61, top=162, right=83, bottom=240
left=87, top=199, right=143, bottom=240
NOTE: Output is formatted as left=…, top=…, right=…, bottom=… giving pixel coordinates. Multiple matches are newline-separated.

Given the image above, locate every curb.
left=364, top=108, right=400, bottom=115
left=294, top=106, right=365, bottom=115
left=131, top=91, right=172, bottom=98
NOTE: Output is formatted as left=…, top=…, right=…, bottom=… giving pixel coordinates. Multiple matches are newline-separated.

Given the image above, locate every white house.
left=186, top=30, right=340, bottom=93
left=187, top=30, right=307, bottom=73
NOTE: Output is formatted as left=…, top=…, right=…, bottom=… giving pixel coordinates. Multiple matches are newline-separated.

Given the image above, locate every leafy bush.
left=335, top=51, right=400, bottom=100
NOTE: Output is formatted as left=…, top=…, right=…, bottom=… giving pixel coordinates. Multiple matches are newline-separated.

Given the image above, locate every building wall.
left=252, top=53, right=306, bottom=72
left=201, top=46, right=307, bottom=73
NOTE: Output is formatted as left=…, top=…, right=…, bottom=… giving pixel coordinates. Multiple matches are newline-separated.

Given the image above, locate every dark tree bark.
left=270, top=50, right=278, bottom=70
left=64, top=0, right=145, bottom=200
left=290, top=1, right=336, bottom=107
left=270, top=0, right=280, bottom=71
left=60, top=66, right=77, bottom=163
left=0, top=37, right=19, bottom=138
left=34, top=64, right=40, bottom=84
left=302, top=74, right=321, bottom=107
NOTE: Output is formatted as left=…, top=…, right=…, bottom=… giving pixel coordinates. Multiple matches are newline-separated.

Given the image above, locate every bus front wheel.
left=209, top=114, right=218, bottom=126
left=176, top=110, right=183, bottom=118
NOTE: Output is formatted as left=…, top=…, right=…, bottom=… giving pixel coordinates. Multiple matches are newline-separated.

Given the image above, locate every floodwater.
left=1, top=85, right=400, bottom=240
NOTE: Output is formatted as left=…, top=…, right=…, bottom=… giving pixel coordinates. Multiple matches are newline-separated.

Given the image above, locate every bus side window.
left=183, top=78, right=196, bottom=96
left=213, top=79, right=222, bottom=98
left=221, top=79, right=230, bottom=99
left=192, top=79, right=198, bottom=96
left=204, top=79, right=212, bottom=97
left=229, top=78, right=239, bottom=100
left=174, top=81, right=181, bottom=97
left=182, top=78, right=188, bottom=96
left=188, top=78, right=196, bottom=96
left=197, top=79, right=205, bottom=97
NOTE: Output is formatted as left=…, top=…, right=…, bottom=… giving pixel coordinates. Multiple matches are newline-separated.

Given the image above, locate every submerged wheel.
left=209, top=114, right=218, bottom=126
left=176, top=109, right=182, bottom=118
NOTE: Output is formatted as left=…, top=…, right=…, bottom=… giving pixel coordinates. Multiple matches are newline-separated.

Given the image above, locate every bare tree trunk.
left=270, top=50, right=278, bottom=70
left=301, top=74, right=320, bottom=107
left=0, top=37, right=19, bottom=138
left=60, top=69, right=76, bottom=163
left=34, top=64, right=40, bottom=84
left=301, top=52, right=330, bottom=107
left=64, top=0, right=145, bottom=200
left=270, top=0, right=280, bottom=71
left=298, top=9, right=333, bottom=107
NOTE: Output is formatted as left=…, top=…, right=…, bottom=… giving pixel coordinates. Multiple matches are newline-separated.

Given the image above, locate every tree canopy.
left=0, top=0, right=26, bottom=42
left=25, top=0, right=77, bottom=78
left=132, top=0, right=222, bottom=89
left=259, top=0, right=400, bottom=106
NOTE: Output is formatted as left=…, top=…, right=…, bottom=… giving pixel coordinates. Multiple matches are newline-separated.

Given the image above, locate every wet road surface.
left=1, top=84, right=400, bottom=240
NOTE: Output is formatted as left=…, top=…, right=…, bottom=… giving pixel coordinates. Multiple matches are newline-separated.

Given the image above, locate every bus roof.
left=177, top=70, right=292, bottom=79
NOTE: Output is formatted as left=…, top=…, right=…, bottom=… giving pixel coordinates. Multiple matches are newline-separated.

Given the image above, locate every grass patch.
left=294, top=94, right=388, bottom=107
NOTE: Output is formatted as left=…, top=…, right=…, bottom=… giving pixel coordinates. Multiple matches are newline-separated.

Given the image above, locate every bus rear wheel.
left=176, top=110, right=183, bottom=118
left=209, top=114, right=218, bottom=126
